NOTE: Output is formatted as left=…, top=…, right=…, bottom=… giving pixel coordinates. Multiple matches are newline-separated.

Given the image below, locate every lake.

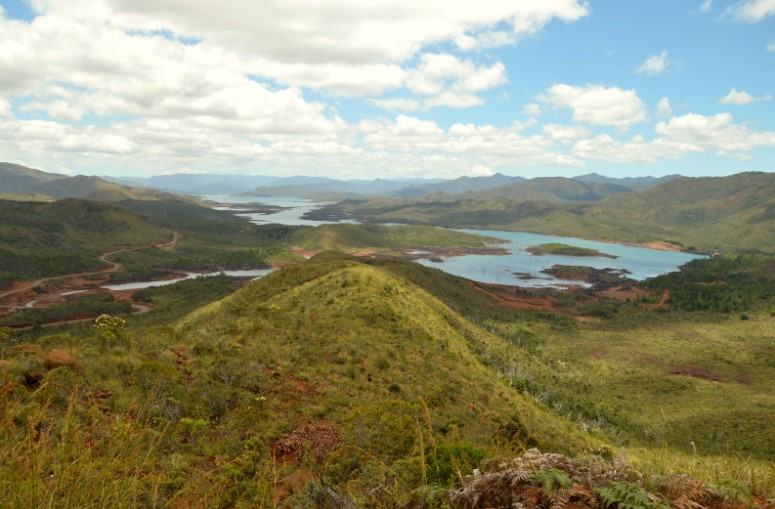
left=416, top=229, right=704, bottom=288
left=203, top=195, right=706, bottom=288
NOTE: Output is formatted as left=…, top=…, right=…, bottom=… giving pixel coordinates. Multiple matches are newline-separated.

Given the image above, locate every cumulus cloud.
left=401, top=53, right=508, bottom=109
left=656, top=97, right=673, bottom=118
left=718, top=87, right=773, bottom=105
left=542, top=124, right=592, bottom=142
left=724, top=0, right=775, bottom=21
left=573, top=112, right=775, bottom=163
left=367, top=97, right=421, bottom=112
left=635, top=51, right=670, bottom=75
left=655, top=112, right=775, bottom=156
left=0, top=97, right=11, bottom=118
left=573, top=134, right=701, bottom=163
left=31, top=0, right=590, bottom=64
left=523, top=102, right=542, bottom=117
left=539, top=84, right=648, bottom=128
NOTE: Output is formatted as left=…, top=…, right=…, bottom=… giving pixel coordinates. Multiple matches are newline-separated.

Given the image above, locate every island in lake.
left=526, top=243, right=617, bottom=259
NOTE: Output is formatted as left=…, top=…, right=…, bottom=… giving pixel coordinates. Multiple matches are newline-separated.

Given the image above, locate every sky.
left=0, top=0, right=774, bottom=180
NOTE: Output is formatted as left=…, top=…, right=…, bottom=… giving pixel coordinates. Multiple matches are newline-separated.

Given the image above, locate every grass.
left=0, top=257, right=603, bottom=507
left=2, top=239, right=774, bottom=506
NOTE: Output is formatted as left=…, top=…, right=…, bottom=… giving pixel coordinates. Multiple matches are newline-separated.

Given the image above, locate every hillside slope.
left=0, top=163, right=203, bottom=203
left=0, top=256, right=599, bottom=507
left=312, top=172, right=775, bottom=253
left=0, top=198, right=169, bottom=283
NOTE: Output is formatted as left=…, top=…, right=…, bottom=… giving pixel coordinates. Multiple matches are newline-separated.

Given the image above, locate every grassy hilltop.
left=0, top=255, right=599, bottom=508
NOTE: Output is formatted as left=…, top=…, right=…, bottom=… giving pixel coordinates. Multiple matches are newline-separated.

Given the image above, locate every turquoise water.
left=205, top=195, right=706, bottom=288
left=416, top=229, right=705, bottom=288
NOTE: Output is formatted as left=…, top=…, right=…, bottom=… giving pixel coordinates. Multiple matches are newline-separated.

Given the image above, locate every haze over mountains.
left=109, top=168, right=680, bottom=200
left=3, top=162, right=681, bottom=203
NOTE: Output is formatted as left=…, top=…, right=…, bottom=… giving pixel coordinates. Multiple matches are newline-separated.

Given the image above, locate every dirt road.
left=0, top=231, right=181, bottom=303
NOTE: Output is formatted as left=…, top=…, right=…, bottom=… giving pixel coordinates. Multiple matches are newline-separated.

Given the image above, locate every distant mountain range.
left=2, top=162, right=685, bottom=204
left=106, top=169, right=681, bottom=200
left=0, top=163, right=200, bottom=203
left=240, top=172, right=680, bottom=200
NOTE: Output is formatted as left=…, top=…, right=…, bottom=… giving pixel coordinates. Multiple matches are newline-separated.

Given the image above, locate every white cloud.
left=573, top=112, right=775, bottom=163
left=718, top=87, right=773, bottom=105
left=724, top=0, right=775, bottom=21
left=403, top=53, right=508, bottom=109
left=0, top=97, right=10, bottom=118
left=768, top=40, right=775, bottom=51
left=636, top=51, right=670, bottom=76
left=539, top=84, right=648, bottom=128
left=367, top=97, right=421, bottom=112
left=656, top=97, right=673, bottom=118
left=699, top=0, right=713, bottom=13
left=470, top=164, right=495, bottom=177
left=31, top=0, right=589, bottom=64
left=542, top=124, right=592, bottom=142
left=573, top=134, right=700, bottom=163
left=523, top=102, right=542, bottom=117
left=656, top=112, right=775, bottom=156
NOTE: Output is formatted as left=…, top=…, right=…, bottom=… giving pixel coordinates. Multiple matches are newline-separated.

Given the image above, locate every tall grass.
left=0, top=379, right=166, bottom=508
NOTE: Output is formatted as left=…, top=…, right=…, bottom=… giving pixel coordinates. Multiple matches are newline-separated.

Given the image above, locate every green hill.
left=0, top=162, right=67, bottom=194
left=464, top=177, right=631, bottom=203
left=0, top=163, right=204, bottom=203
left=0, top=199, right=169, bottom=284
left=289, top=223, right=503, bottom=253
left=0, top=256, right=598, bottom=507
left=312, top=172, right=775, bottom=253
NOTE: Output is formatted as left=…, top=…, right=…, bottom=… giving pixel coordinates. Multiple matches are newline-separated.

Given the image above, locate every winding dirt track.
left=0, top=231, right=181, bottom=303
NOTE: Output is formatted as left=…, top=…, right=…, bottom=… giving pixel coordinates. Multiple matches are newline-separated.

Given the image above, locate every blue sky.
left=0, top=0, right=773, bottom=179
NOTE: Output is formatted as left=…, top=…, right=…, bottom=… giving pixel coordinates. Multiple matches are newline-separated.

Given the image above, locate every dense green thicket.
left=0, top=199, right=168, bottom=282
left=644, top=254, right=775, bottom=313
left=132, top=274, right=242, bottom=325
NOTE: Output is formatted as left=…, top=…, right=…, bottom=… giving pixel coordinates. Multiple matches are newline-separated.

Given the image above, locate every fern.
left=529, top=468, right=573, bottom=493
left=594, top=481, right=666, bottom=509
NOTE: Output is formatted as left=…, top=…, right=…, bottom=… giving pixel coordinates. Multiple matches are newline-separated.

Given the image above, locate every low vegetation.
left=3, top=252, right=774, bottom=507
left=2, top=185, right=774, bottom=507
left=527, top=243, right=616, bottom=258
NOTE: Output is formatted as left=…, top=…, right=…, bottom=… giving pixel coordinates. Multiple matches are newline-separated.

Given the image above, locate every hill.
left=0, top=199, right=170, bottom=285
left=0, top=162, right=67, bottom=193
left=0, top=163, right=204, bottom=203
left=573, top=172, right=681, bottom=189
left=0, top=256, right=598, bottom=507
left=107, top=173, right=281, bottom=195
left=392, top=173, right=526, bottom=197
left=308, top=172, right=775, bottom=253
left=464, top=177, right=630, bottom=203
